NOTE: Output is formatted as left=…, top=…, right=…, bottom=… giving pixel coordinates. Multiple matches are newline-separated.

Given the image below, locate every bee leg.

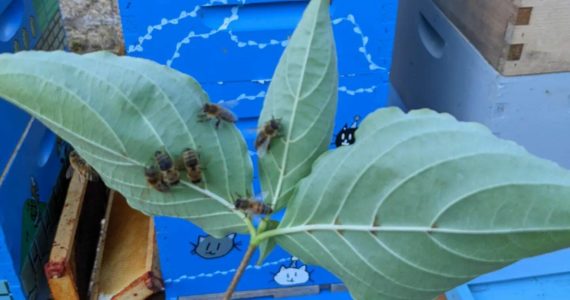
left=197, top=113, right=208, bottom=122
left=215, top=118, right=221, bottom=129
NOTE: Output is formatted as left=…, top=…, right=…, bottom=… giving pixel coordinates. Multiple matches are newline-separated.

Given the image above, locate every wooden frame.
left=434, top=0, right=570, bottom=76
left=44, top=174, right=161, bottom=299
left=44, top=173, right=87, bottom=300
left=94, top=193, right=163, bottom=300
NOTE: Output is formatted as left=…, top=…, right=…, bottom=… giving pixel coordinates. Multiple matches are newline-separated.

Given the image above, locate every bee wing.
left=256, top=138, right=271, bottom=157
left=255, top=191, right=270, bottom=201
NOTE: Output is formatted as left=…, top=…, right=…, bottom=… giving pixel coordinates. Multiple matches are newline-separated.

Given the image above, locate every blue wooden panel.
left=0, top=230, right=25, bottom=300
left=120, top=0, right=395, bottom=83
left=0, top=0, right=42, bottom=172
left=156, top=217, right=343, bottom=298
left=0, top=0, right=39, bottom=52
left=0, top=102, right=31, bottom=172
left=0, top=121, right=62, bottom=271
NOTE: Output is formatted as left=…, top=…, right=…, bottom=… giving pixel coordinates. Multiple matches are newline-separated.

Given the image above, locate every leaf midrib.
left=264, top=224, right=570, bottom=239
left=272, top=4, right=321, bottom=208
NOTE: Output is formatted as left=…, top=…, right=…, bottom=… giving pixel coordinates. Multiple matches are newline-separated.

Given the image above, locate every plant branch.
left=224, top=244, right=257, bottom=300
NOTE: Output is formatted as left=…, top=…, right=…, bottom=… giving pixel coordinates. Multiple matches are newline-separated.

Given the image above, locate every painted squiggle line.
left=228, top=31, right=289, bottom=49
left=128, top=3, right=383, bottom=72
left=164, top=257, right=290, bottom=284
left=127, top=0, right=229, bottom=53
left=217, top=91, right=266, bottom=108
left=166, top=6, right=239, bottom=67
left=217, top=84, right=377, bottom=108
left=166, top=6, right=241, bottom=67
left=333, top=15, right=385, bottom=71
left=252, top=79, right=272, bottom=84
left=227, top=14, right=383, bottom=71
left=338, top=85, right=377, bottom=96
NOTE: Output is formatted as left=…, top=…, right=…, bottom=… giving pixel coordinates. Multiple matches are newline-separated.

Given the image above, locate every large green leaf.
left=0, top=51, right=253, bottom=237
left=258, top=0, right=338, bottom=211
left=260, top=108, right=570, bottom=300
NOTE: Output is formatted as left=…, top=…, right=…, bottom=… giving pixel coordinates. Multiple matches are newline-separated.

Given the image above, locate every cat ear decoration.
left=299, top=265, right=307, bottom=271
left=199, top=236, right=205, bottom=242
left=280, top=266, right=287, bottom=272
left=351, top=115, right=361, bottom=128
left=227, top=233, right=236, bottom=239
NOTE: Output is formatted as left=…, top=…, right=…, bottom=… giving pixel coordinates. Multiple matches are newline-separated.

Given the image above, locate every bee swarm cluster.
left=141, top=104, right=281, bottom=216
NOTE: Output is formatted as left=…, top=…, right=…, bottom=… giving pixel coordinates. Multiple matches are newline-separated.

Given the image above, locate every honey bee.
left=154, top=151, right=180, bottom=186
left=255, top=117, right=282, bottom=153
left=66, top=150, right=99, bottom=182
left=144, top=165, right=170, bottom=192
left=234, top=197, right=273, bottom=215
left=182, top=148, right=203, bottom=184
left=199, top=103, right=237, bottom=128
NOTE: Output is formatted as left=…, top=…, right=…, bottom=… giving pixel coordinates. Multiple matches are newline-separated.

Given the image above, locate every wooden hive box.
left=44, top=173, right=162, bottom=300
left=433, top=0, right=570, bottom=76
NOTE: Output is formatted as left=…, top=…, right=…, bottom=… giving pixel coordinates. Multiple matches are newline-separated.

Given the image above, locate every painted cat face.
left=335, top=125, right=357, bottom=147
left=191, top=233, right=239, bottom=259
left=273, top=265, right=310, bottom=286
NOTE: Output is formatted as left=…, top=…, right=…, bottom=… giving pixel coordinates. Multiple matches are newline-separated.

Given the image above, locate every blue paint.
left=0, top=0, right=40, bottom=172
left=0, top=0, right=24, bottom=42
left=0, top=2, right=63, bottom=297
left=120, top=0, right=395, bottom=82
left=0, top=120, right=62, bottom=272
left=0, top=230, right=25, bottom=300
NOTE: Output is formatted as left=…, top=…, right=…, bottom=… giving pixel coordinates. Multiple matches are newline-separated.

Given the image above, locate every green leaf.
left=260, top=108, right=570, bottom=300
left=258, top=0, right=338, bottom=211
left=0, top=51, right=253, bottom=237
left=256, top=220, right=280, bottom=265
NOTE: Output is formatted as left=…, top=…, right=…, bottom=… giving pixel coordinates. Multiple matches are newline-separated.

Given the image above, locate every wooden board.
left=44, top=173, right=87, bottom=300
left=96, top=193, right=163, bottom=300
left=433, top=0, right=570, bottom=76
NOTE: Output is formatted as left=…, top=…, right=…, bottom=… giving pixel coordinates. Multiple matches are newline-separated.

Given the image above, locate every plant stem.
left=223, top=244, right=257, bottom=300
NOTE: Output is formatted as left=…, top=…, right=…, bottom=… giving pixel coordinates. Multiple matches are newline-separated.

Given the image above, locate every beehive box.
left=0, top=0, right=68, bottom=298
left=46, top=174, right=162, bottom=300
left=433, top=0, right=570, bottom=76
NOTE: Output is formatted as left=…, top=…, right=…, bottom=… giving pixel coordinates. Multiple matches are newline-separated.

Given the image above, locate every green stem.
left=244, top=217, right=256, bottom=238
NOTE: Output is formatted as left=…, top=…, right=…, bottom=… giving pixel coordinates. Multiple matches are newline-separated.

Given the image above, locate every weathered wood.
left=97, top=194, right=162, bottom=299
left=89, top=191, right=116, bottom=300
left=181, top=285, right=329, bottom=299
left=434, top=0, right=570, bottom=76
left=44, top=173, right=87, bottom=300
left=58, top=0, right=125, bottom=54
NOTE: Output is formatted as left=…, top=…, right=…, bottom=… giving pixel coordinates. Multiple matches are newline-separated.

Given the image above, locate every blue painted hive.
left=0, top=0, right=66, bottom=299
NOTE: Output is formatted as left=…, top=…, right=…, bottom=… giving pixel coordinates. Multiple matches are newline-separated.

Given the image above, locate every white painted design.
left=217, top=91, right=266, bottom=108
left=166, top=6, right=241, bottom=67
left=164, top=257, right=290, bottom=284
left=338, top=85, right=377, bottom=96
left=229, top=31, right=289, bottom=49
left=333, top=14, right=385, bottom=71
left=215, top=84, right=377, bottom=109
left=126, top=2, right=385, bottom=71
left=127, top=1, right=216, bottom=54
